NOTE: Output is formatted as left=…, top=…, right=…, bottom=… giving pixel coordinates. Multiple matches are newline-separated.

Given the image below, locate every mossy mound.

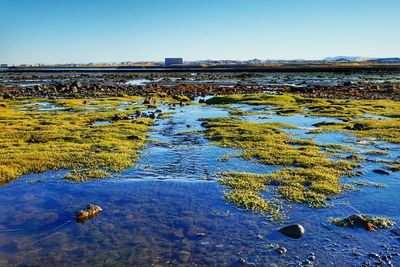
left=0, top=97, right=152, bottom=184
left=331, top=214, right=394, bottom=231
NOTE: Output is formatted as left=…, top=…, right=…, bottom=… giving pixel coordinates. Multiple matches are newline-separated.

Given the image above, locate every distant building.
left=0, top=64, right=7, bottom=67
left=165, top=58, right=183, bottom=66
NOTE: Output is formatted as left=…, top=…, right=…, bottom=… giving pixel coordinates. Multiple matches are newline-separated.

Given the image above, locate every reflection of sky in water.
left=0, top=103, right=399, bottom=266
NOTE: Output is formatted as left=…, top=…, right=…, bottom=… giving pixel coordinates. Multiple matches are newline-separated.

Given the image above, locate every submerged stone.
left=278, top=224, right=305, bottom=239
left=75, top=204, right=102, bottom=223
left=276, top=247, right=287, bottom=255
left=373, top=169, right=391, bottom=175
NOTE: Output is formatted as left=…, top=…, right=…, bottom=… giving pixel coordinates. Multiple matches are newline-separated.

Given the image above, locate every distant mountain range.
left=323, top=56, right=400, bottom=63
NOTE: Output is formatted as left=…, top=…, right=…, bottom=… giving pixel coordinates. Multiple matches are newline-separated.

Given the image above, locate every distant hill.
left=324, top=56, right=369, bottom=62
left=323, top=56, right=400, bottom=63
left=367, top=58, right=400, bottom=63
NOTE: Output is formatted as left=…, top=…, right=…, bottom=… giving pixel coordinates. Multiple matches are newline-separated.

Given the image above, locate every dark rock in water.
left=350, top=122, right=368, bottom=131
left=278, top=224, right=305, bottom=239
left=368, top=253, right=380, bottom=259
left=343, top=81, right=352, bottom=86
left=75, top=204, right=102, bottom=223
left=276, top=247, right=287, bottom=255
left=112, top=114, right=130, bottom=121
left=373, top=169, right=391, bottom=175
left=198, top=98, right=205, bottom=103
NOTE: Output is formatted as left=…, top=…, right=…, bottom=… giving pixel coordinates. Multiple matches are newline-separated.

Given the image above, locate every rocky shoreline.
left=1, top=72, right=400, bottom=101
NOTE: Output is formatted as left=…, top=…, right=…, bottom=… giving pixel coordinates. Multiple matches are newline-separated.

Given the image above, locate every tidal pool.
left=0, top=103, right=399, bottom=266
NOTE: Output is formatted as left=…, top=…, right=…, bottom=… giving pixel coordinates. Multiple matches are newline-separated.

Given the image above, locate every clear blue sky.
left=1, top=0, right=399, bottom=64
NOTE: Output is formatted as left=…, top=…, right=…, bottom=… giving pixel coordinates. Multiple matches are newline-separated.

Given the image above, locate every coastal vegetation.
left=202, top=117, right=357, bottom=218
left=0, top=97, right=152, bottom=184
left=204, top=94, right=399, bottom=217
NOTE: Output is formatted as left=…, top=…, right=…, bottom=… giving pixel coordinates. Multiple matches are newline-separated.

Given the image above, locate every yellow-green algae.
left=318, top=119, right=400, bottom=143
left=206, top=94, right=400, bottom=143
left=206, top=94, right=400, bottom=120
left=203, top=118, right=357, bottom=217
left=330, top=214, right=394, bottom=229
left=0, top=97, right=152, bottom=184
left=386, top=163, right=400, bottom=172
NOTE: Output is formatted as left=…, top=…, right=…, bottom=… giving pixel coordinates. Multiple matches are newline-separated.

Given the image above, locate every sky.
left=0, top=0, right=399, bottom=64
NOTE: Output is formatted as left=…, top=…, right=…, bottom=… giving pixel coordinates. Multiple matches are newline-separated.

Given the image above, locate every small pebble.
left=368, top=253, right=380, bottom=259
left=277, top=247, right=287, bottom=255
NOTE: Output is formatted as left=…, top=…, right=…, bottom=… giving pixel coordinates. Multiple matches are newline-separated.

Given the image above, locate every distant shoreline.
left=2, top=63, right=400, bottom=73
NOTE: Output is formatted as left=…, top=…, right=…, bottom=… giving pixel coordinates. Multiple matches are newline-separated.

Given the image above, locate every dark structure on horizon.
left=165, top=58, right=183, bottom=66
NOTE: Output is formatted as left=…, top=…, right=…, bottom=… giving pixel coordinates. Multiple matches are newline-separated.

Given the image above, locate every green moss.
left=65, top=169, right=111, bottom=182
left=204, top=118, right=357, bottom=217
left=220, top=172, right=268, bottom=191
left=203, top=94, right=400, bottom=217
left=319, top=118, right=400, bottom=143
left=206, top=94, right=400, bottom=120
left=224, top=189, right=269, bottom=212
left=386, top=163, right=400, bottom=172
left=172, top=95, right=191, bottom=102
left=228, top=107, right=258, bottom=117
left=158, top=111, right=176, bottom=119
left=364, top=149, right=389, bottom=155
left=331, top=214, right=394, bottom=230
left=0, top=97, right=152, bottom=184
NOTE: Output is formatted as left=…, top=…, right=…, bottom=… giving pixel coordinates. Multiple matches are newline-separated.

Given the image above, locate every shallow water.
left=0, top=103, right=399, bottom=266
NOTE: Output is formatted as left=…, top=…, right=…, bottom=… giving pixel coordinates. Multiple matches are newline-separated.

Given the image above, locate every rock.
left=173, top=229, right=184, bottom=238
left=276, top=247, right=287, bottom=255
left=198, top=98, right=205, bottom=103
left=308, top=255, right=316, bottom=261
left=178, top=250, right=191, bottom=262
left=71, top=80, right=83, bottom=89
left=75, top=204, right=102, bottom=223
left=343, top=81, right=352, bottom=86
left=112, top=114, right=129, bottom=121
left=278, top=224, right=305, bottom=239
left=2, top=93, right=15, bottom=100
left=143, top=96, right=156, bottom=105
left=351, top=122, right=368, bottom=131
left=331, top=214, right=394, bottom=230
left=373, top=169, right=391, bottom=175
left=368, top=253, right=380, bottom=259
left=127, top=134, right=142, bottom=140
